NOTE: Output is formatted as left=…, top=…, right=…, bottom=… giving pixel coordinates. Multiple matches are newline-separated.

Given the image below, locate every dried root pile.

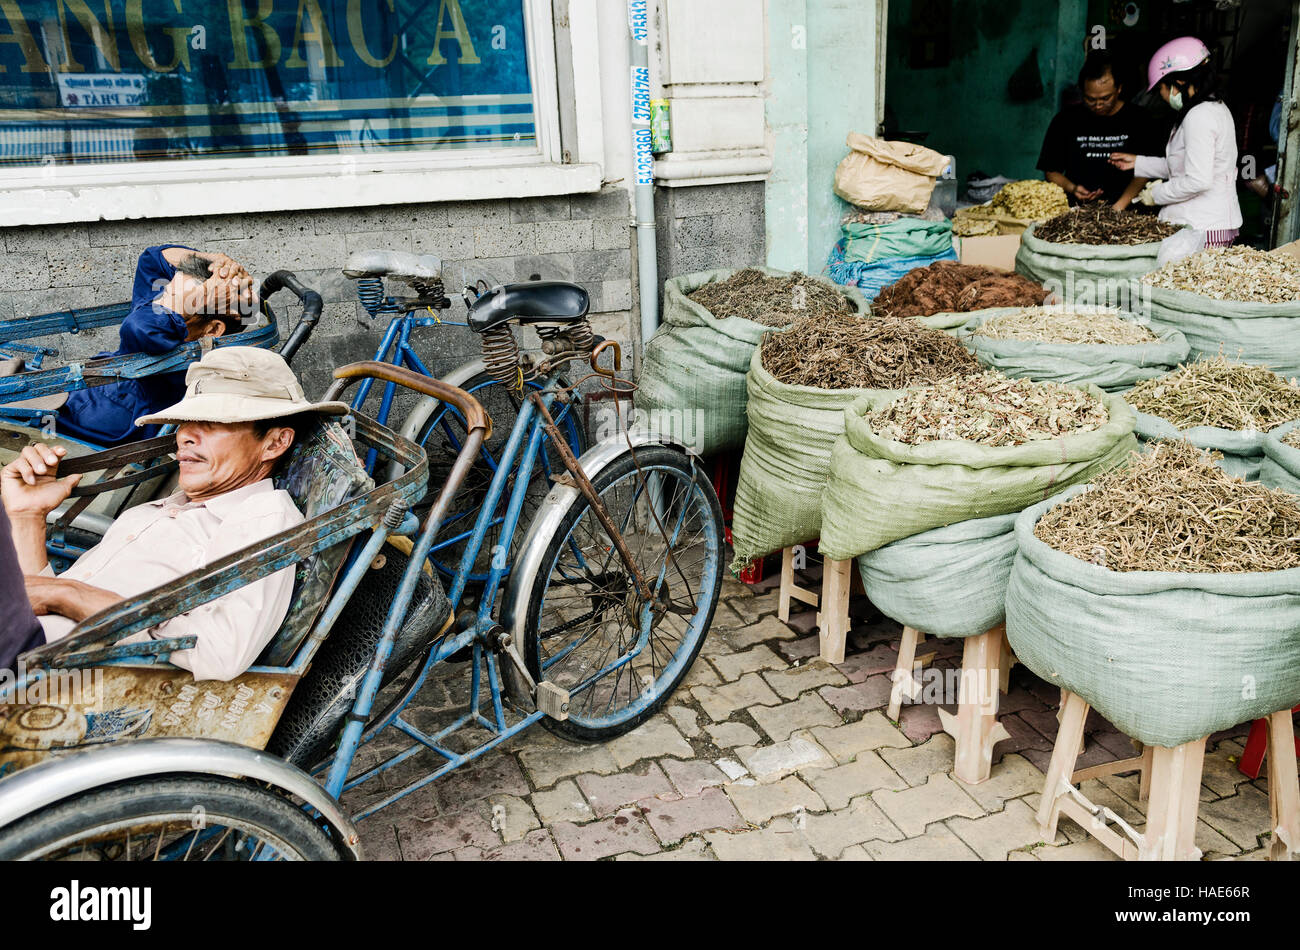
left=1034, top=440, right=1300, bottom=573
left=1285, top=428, right=1300, bottom=450
left=972, top=307, right=1158, bottom=345
left=762, top=314, right=980, bottom=389
left=1141, top=247, right=1300, bottom=303
left=990, top=180, right=1070, bottom=221
left=1034, top=205, right=1179, bottom=246
left=873, top=262, right=1051, bottom=318
left=1125, top=357, right=1300, bottom=431
left=689, top=268, right=852, bottom=327
left=863, top=371, right=1108, bottom=447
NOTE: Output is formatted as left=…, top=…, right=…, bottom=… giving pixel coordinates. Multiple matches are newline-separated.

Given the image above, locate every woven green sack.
left=842, top=219, right=955, bottom=265
left=1006, top=486, right=1300, bottom=748
left=729, top=347, right=875, bottom=570
left=1132, top=409, right=1270, bottom=481
left=1145, top=284, right=1300, bottom=381
left=636, top=268, right=868, bottom=456
left=1261, top=420, right=1300, bottom=494
left=958, top=309, right=1189, bottom=392
left=818, top=386, right=1138, bottom=561
left=856, top=512, right=1018, bottom=639
left=1015, top=224, right=1162, bottom=305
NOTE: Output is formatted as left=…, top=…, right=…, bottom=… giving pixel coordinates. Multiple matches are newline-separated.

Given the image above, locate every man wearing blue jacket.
left=53, top=246, right=256, bottom=446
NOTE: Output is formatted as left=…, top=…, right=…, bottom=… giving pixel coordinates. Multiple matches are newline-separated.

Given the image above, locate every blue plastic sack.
left=825, top=243, right=958, bottom=302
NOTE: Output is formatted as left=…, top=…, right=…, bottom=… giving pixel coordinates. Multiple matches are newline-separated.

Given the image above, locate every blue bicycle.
left=341, top=250, right=586, bottom=586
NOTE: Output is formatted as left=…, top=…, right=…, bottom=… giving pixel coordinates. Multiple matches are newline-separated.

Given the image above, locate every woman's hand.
left=1072, top=183, right=1103, bottom=202
left=1109, top=152, right=1137, bottom=171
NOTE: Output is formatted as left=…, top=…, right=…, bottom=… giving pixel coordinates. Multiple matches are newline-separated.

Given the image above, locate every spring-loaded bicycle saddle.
left=466, top=281, right=590, bottom=333
left=343, top=249, right=443, bottom=282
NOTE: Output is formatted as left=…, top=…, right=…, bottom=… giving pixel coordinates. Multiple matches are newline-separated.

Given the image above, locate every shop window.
left=0, top=0, right=547, bottom=168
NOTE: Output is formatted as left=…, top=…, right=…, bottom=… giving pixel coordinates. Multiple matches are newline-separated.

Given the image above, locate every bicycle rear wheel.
left=521, top=445, right=724, bottom=741
left=416, top=371, right=583, bottom=583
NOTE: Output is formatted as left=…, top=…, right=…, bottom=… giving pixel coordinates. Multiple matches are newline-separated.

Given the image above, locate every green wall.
left=766, top=0, right=884, bottom=273
left=884, top=0, right=1089, bottom=183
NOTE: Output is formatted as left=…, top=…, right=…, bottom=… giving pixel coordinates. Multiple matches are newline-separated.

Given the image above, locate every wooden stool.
left=776, top=546, right=861, bottom=664
left=888, top=624, right=1014, bottom=784
left=1036, top=691, right=1300, bottom=861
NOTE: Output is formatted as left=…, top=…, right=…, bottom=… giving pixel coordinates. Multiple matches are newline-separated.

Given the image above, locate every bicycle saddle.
left=343, top=249, right=443, bottom=281
left=466, top=281, right=590, bottom=333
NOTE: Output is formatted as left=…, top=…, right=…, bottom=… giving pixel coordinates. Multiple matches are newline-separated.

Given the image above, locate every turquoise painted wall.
left=766, top=0, right=883, bottom=273
left=885, top=0, right=1089, bottom=183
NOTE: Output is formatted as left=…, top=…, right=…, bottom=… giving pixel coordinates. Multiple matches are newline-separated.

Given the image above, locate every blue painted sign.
left=0, top=0, right=537, bottom=167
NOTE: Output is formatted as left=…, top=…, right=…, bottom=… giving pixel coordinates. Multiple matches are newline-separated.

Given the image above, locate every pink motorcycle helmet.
left=1147, top=36, right=1211, bottom=91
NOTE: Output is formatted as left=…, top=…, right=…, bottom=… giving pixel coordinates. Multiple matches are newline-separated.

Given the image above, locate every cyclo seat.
left=466, top=281, right=590, bottom=333
left=343, top=249, right=443, bottom=282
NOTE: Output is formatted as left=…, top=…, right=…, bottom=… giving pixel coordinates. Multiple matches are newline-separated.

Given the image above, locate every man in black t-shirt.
left=1038, top=52, right=1153, bottom=209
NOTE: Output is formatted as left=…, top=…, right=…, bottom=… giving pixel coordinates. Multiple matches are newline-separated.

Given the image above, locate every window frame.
left=0, top=0, right=603, bottom=225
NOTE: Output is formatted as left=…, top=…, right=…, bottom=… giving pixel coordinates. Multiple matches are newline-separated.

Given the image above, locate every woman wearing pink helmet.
left=1109, top=37, right=1242, bottom=247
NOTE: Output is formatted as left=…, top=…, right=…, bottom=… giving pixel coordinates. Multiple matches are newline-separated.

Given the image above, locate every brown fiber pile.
left=873, top=262, right=1051, bottom=318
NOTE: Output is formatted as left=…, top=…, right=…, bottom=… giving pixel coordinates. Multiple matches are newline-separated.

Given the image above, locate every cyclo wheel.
left=522, top=444, right=724, bottom=741
left=415, top=370, right=584, bottom=583
left=0, top=775, right=343, bottom=861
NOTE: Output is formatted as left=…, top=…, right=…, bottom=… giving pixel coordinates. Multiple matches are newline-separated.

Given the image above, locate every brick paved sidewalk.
left=343, top=573, right=1281, bottom=861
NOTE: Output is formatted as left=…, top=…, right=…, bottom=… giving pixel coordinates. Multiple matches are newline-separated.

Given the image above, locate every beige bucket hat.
left=135, top=347, right=350, bottom=427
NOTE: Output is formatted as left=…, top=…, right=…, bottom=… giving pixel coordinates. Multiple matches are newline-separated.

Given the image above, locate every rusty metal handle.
left=327, top=361, right=491, bottom=440
left=591, top=339, right=622, bottom=378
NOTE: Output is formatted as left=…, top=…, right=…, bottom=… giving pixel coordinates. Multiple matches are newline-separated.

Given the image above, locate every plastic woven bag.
left=1015, top=223, right=1164, bottom=306
left=1006, top=485, right=1300, bottom=748
left=1261, top=419, right=1300, bottom=494
left=958, top=308, right=1189, bottom=392
left=1132, top=410, right=1270, bottom=481
left=636, top=268, right=868, bottom=457
left=1145, top=284, right=1300, bottom=381
left=818, top=386, right=1138, bottom=560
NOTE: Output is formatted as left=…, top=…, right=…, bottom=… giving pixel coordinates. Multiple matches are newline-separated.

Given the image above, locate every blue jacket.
left=57, top=245, right=194, bottom=446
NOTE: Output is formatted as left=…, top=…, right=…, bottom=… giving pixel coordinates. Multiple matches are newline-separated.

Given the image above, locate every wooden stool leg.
left=817, top=558, right=852, bottom=664
left=1037, top=691, right=1089, bottom=839
left=999, top=630, right=1016, bottom=695
left=1058, top=687, right=1086, bottom=762
left=1266, top=709, right=1300, bottom=861
left=942, top=626, right=1010, bottom=785
left=1138, top=744, right=1154, bottom=802
left=778, top=547, right=795, bottom=623
left=887, top=626, right=924, bottom=721
left=1141, top=738, right=1206, bottom=861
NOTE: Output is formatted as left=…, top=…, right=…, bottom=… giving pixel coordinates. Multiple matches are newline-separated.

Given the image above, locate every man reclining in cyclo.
left=42, top=245, right=257, bottom=447
left=1, top=347, right=349, bottom=681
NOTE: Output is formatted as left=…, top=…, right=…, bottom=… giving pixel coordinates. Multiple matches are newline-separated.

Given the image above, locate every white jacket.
left=1134, top=100, right=1242, bottom=231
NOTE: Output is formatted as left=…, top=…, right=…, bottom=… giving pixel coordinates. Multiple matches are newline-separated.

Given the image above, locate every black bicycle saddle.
left=466, top=281, right=589, bottom=333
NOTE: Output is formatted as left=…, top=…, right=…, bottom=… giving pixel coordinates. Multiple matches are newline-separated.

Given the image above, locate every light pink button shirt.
left=40, top=479, right=304, bottom=681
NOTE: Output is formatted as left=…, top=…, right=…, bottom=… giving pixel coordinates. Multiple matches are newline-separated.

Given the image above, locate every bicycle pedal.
left=536, top=681, right=570, bottom=721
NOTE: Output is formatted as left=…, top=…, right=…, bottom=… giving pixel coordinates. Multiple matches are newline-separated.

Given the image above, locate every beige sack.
left=833, top=134, right=949, bottom=214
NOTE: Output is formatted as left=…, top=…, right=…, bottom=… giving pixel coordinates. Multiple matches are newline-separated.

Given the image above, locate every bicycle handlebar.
left=325, top=361, right=492, bottom=442
left=260, top=270, right=324, bottom=366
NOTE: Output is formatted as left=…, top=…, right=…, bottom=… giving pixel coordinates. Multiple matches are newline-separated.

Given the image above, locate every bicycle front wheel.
left=522, top=445, right=724, bottom=741
left=0, top=775, right=344, bottom=861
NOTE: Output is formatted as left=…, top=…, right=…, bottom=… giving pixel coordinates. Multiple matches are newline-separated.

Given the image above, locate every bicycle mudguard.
left=0, top=738, right=363, bottom=858
left=496, top=429, right=696, bottom=692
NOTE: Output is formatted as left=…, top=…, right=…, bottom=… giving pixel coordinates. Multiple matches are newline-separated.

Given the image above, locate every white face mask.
left=1169, top=89, right=1185, bottom=112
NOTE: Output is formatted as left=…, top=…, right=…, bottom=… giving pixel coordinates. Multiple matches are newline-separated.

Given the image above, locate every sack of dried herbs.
left=1126, top=357, right=1300, bottom=480
left=728, top=315, right=980, bottom=569
left=1261, top=420, right=1300, bottom=494
left=1005, top=442, right=1300, bottom=748
left=1141, top=247, right=1300, bottom=379
left=636, top=267, right=868, bottom=456
left=959, top=307, right=1189, bottom=392
left=856, top=511, right=1019, bottom=639
left=1015, top=212, right=1175, bottom=305
left=818, top=376, right=1137, bottom=560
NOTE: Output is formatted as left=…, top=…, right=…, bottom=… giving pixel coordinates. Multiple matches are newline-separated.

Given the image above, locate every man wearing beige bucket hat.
left=1, top=347, right=350, bottom=681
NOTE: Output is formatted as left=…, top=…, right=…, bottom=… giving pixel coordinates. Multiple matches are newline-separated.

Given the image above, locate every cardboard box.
left=957, top=233, right=1023, bottom=271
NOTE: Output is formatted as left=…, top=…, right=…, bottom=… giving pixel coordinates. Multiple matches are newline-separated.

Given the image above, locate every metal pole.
left=629, top=0, right=659, bottom=354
